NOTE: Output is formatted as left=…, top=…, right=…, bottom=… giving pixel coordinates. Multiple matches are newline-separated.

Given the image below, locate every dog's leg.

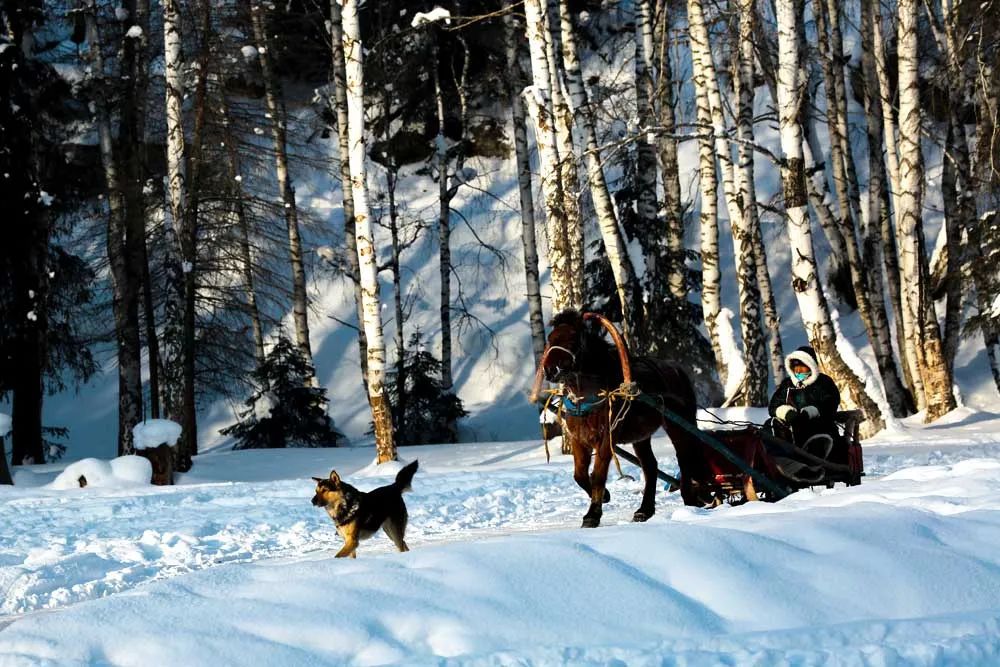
left=632, top=438, right=657, bottom=522
left=382, top=511, right=410, bottom=553
left=335, top=523, right=359, bottom=558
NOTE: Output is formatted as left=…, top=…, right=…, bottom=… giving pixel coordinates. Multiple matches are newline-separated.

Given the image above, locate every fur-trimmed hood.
left=785, top=346, right=819, bottom=388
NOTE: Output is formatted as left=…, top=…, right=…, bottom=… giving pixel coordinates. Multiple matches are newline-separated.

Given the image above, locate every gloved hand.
left=801, top=405, right=820, bottom=419
left=775, top=405, right=798, bottom=423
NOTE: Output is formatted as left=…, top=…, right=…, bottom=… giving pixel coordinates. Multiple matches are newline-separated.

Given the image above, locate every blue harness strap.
left=554, top=394, right=607, bottom=417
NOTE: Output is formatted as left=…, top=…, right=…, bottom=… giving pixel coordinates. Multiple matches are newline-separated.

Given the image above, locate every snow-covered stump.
left=132, top=419, right=182, bottom=485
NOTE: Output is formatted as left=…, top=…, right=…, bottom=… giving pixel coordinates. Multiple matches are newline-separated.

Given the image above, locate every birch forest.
left=2, top=0, right=999, bottom=476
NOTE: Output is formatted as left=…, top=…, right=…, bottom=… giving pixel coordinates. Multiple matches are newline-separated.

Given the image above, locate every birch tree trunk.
left=872, top=3, right=924, bottom=407
left=693, top=81, right=724, bottom=383
left=897, top=0, right=956, bottom=421
left=776, top=0, right=884, bottom=435
left=545, top=2, right=585, bottom=305
left=859, top=0, right=915, bottom=416
left=556, top=0, right=640, bottom=340
left=330, top=0, right=368, bottom=388
left=815, top=0, right=910, bottom=417
left=86, top=3, right=142, bottom=455
left=506, top=12, right=546, bottom=363
left=432, top=44, right=453, bottom=393
left=654, top=0, right=686, bottom=300
left=689, top=0, right=767, bottom=401
left=251, top=3, right=313, bottom=370
left=635, top=0, right=659, bottom=236
left=821, top=0, right=862, bottom=226
left=163, top=0, right=196, bottom=467
left=740, top=11, right=789, bottom=386
left=522, top=0, right=578, bottom=312
left=342, top=0, right=395, bottom=462
left=731, top=0, right=769, bottom=404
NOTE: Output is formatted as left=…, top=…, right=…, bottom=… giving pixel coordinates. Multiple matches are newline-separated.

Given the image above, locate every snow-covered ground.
left=4, top=408, right=1000, bottom=665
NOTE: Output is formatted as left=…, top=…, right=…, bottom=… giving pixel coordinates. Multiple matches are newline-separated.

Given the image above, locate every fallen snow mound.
left=48, top=456, right=152, bottom=489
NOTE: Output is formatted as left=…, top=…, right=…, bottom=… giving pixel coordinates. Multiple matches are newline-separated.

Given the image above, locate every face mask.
left=794, top=371, right=810, bottom=382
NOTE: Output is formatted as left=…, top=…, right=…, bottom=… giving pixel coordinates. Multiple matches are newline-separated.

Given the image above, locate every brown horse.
left=532, top=310, right=706, bottom=526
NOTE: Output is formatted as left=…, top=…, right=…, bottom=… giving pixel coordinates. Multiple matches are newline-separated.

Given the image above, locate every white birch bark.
left=776, top=0, right=884, bottom=435
left=689, top=0, right=757, bottom=394
left=653, top=0, right=686, bottom=300
left=330, top=0, right=368, bottom=387
left=431, top=42, right=454, bottom=393
left=635, top=0, right=659, bottom=234
left=691, top=73, right=724, bottom=382
left=251, top=3, right=313, bottom=369
left=733, top=0, right=769, bottom=405
left=872, top=3, right=923, bottom=407
left=523, top=0, right=578, bottom=312
left=896, top=0, right=956, bottom=421
left=506, top=12, right=546, bottom=363
left=556, top=0, right=640, bottom=340
left=342, top=0, right=395, bottom=461
left=858, top=0, right=914, bottom=416
left=815, top=0, right=910, bottom=417
left=162, top=0, right=188, bottom=427
left=544, top=2, right=585, bottom=305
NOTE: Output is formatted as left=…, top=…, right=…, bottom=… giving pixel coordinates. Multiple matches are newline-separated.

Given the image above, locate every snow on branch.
left=411, top=7, right=451, bottom=27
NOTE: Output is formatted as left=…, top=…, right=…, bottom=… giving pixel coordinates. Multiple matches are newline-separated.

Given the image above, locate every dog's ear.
left=311, top=476, right=323, bottom=484
left=328, top=470, right=341, bottom=486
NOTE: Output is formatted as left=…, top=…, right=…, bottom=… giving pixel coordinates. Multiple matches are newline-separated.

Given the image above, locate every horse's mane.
left=549, top=309, right=584, bottom=329
left=548, top=309, right=615, bottom=360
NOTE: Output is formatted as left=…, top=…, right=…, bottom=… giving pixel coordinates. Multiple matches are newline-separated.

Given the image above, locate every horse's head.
left=542, top=310, right=589, bottom=385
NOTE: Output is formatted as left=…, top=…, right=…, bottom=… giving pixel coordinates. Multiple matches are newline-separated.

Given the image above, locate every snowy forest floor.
left=3, top=408, right=1000, bottom=664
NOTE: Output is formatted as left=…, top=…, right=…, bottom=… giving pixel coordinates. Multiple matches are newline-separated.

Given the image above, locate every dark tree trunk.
left=0, top=435, right=12, bottom=485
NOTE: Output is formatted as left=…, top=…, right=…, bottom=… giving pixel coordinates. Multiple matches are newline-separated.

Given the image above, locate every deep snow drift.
left=3, top=409, right=1000, bottom=665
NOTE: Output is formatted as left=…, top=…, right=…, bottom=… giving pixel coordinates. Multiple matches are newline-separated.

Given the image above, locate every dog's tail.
left=393, top=459, right=419, bottom=493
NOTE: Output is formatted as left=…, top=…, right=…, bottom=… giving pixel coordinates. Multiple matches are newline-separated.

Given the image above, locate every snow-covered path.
left=3, top=411, right=1000, bottom=665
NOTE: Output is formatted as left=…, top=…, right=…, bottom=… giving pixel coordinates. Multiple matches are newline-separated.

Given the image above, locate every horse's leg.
left=572, top=439, right=593, bottom=497
left=665, top=421, right=705, bottom=507
left=582, top=442, right=611, bottom=528
left=632, top=438, right=658, bottom=522
left=571, top=425, right=610, bottom=503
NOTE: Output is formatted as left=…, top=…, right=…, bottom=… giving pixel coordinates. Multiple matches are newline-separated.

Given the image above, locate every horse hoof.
left=602, top=489, right=611, bottom=504
left=581, top=515, right=601, bottom=528
left=632, top=509, right=653, bottom=523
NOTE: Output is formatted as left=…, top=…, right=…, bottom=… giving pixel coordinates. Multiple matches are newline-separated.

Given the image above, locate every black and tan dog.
left=311, top=460, right=419, bottom=558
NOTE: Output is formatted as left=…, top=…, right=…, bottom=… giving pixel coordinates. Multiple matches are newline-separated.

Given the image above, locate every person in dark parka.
left=767, top=345, right=841, bottom=458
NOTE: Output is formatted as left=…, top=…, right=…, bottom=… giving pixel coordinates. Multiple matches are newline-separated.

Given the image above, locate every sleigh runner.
left=536, top=311, right=864, bottom=509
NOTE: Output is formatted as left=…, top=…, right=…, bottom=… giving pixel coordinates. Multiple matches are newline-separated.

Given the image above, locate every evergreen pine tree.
left=383, top=332, right=467, bottom=445
left=222, top=337, right=341, bottom=449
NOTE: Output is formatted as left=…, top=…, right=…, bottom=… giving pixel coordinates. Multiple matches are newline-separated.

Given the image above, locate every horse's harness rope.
left=541, top=381, right=642, bottom=478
